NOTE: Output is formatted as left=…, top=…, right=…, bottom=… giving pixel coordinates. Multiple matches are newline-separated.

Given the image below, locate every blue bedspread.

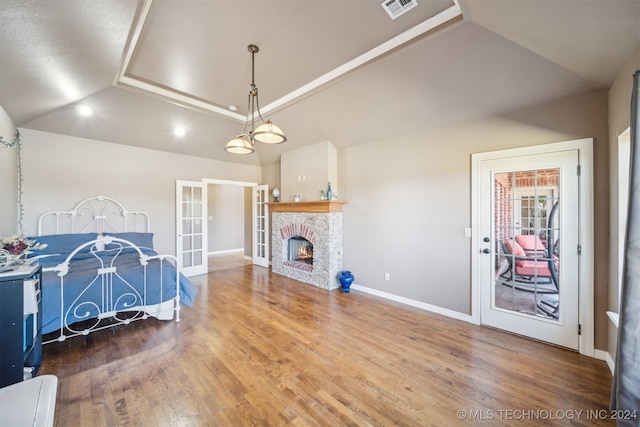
left=38, top=247, right=198, bottom=335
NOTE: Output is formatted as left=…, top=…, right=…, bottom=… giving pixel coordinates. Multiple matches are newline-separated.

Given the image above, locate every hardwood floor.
left=208, top=251, right=252, bottom=272
left=40, top=257, right=614, bottom=426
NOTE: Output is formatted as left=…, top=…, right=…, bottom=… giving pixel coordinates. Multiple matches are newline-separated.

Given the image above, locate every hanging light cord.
left=237, top=45, right=260, bottom=139
left=250, top=47, right=267, bottom=125
left=238, top=46, right=264, bottom=141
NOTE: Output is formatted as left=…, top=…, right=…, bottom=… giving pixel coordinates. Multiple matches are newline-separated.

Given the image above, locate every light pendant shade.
left=224, top=45, right=287, bottom=154
left=252, top=120, right=287, bottom=144
left=224, top=134, right=254, bottom=154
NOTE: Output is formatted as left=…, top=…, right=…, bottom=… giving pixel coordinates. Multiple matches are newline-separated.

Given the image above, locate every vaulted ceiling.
left=1, top=0, right=639, bottom=166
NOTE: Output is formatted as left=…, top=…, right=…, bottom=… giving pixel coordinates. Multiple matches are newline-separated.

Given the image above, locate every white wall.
left=281, top=141, right=337, bottom=202
left=20, top=129, right=262, bottom=255
left=261, top=162, right=280, bottom=200
left=208, top=183, right=244, bottom=253
left=0, top=145, right=18, bottom=237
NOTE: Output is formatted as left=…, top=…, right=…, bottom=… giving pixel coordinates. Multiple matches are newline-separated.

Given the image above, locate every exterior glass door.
left=479, top=150, right=579, bottom=350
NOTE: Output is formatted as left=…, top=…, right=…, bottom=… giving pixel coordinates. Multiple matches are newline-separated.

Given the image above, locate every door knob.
left=481, top=248, right=490, bottom=254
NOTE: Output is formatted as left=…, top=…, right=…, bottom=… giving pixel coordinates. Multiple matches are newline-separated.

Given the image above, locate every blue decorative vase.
left=337, top=271, right=354, bottom=293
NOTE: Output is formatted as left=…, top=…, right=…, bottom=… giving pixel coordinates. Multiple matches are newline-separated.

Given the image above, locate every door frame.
left=201, top=178, right=259, bottom=261
left=470, top=138, right=594, bottom=356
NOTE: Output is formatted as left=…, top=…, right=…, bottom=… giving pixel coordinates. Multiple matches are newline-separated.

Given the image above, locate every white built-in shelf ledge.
left=267, top=200, right=347, bottom=213
left=607, top=311, right=619, bottom=329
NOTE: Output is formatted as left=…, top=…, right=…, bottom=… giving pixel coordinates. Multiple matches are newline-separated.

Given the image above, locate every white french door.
left=252, top=185, right=270, bottom=267
left=176, top=180, right=208, bottom=276
left=478, top=150, right=580, bottom=350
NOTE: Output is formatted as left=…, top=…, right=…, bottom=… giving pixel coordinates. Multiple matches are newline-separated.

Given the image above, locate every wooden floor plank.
left=40, top=257, right=614, bottom=426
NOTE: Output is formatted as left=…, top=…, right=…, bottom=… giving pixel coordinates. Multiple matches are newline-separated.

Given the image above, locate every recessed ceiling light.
left=75, top=104, right=93, bottom=116
left=173, top=127, right=186, bottom=137
left=229, top=105, right=238, bottom=112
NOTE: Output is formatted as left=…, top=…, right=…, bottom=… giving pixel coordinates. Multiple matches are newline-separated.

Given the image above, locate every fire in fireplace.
left=288, top=236, right=313, bottom=265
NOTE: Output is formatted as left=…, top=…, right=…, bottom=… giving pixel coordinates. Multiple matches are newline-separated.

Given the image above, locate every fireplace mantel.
left=267, top=200, right=347, bottom=213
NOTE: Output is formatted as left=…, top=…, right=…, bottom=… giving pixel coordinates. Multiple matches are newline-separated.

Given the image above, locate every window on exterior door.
left=494, top=169, right=560, bottom=318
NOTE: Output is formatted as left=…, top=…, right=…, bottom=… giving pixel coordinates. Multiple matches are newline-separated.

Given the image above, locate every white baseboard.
left=596, top=350, right=615, bottom=374
left=208, top=248, right=244, bottom=256
left=349, top=284, right=474, bottom=323
left=602, top=312, right=618, bottom=374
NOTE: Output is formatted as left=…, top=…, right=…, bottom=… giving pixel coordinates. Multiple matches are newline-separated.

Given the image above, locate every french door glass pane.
left=183, top=252, right=193, bottom=268
left=494, top=168, right=560, bottom=320
left=183, top=235, right=192, bottom=250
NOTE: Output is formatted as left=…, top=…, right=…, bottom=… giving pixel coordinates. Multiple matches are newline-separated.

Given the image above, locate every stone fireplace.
left=269, top=201, right=347, bottom=290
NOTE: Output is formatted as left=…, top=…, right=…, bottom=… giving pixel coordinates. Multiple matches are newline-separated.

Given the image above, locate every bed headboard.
left=38, top=196, right=150, bottom=236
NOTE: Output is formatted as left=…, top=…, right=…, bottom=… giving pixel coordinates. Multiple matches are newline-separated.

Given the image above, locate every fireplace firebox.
left=288, top=236, right=313, bottom=265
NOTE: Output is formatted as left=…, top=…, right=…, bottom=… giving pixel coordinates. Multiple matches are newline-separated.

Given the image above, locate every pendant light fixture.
left=225, top=45, right=287, bottom=154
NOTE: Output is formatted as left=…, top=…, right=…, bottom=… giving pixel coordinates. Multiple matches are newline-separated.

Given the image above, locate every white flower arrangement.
left=0, top=235, right=47, bottom=256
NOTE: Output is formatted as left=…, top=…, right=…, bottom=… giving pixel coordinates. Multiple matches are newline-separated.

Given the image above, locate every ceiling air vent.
left=381, top=0, right=418, bottom=20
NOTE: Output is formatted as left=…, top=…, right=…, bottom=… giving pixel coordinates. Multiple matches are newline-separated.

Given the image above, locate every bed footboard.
left=41, top=236, right=181, bottom=344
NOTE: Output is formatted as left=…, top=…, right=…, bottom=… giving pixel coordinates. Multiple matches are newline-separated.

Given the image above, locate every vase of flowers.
left=0, top=235, right=47, bottom=266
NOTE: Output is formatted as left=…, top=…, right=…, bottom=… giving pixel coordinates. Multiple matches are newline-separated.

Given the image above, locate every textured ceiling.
left=1, top=0, right=638, bottom=166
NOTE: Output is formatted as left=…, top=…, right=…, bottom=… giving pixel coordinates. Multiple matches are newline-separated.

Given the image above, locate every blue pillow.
left=106, top=232, right=154, bottom=249
left=28, top=233, right=98, bottom=256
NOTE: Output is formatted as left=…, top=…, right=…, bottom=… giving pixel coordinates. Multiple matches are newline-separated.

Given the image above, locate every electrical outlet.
left=464, top=227, right=472, bottom=238
left=384, top=272, right=390, bottom=281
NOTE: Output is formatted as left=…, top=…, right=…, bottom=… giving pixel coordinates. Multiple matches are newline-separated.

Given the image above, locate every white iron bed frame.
left=37, top=196, right=181, bottom=344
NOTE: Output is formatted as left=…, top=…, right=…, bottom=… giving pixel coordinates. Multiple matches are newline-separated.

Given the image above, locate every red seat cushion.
left=514, top=235, right=546, bottom=254
left=504, top=239, right=527, bottom=267
left=515, top=259, right=552, bottom=277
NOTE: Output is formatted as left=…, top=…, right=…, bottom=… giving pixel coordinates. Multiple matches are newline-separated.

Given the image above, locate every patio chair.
left=499, top=238, right=558, bottom=294
left=537, top=296, right=559, bottom=319
left=537, top=201, right=560, bottom=318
